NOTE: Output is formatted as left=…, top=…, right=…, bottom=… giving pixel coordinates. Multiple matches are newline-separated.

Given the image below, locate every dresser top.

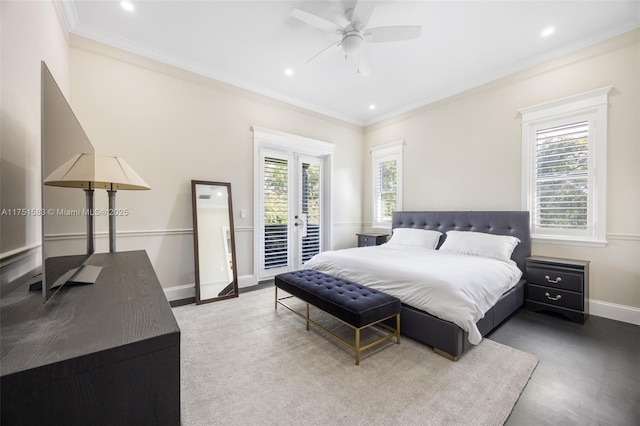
left=1, top=250, right=179, bottom=376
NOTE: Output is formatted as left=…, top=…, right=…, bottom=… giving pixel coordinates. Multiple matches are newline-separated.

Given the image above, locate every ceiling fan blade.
left=332, top=13, right=351, bottom=29
left=356, top=45, right=372, bottom=77
left=365, top=26, right=422, bottom=43
left=306, top=41, right=342, bottom=65
left=350, top=0, right=375, bottom=30
left=291, top=8, right=344, bottom=33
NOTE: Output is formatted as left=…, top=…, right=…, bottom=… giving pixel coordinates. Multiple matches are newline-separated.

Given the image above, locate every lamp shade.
left=45, top=153, right=150, bottom=190
left=44, top=153, right=95, bottom=189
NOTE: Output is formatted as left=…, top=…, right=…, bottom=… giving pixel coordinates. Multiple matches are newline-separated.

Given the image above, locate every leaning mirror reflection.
left=191, top=181, right=238, bottom=304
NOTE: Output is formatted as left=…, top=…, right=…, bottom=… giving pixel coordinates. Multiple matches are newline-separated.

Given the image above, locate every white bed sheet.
left=303, top=245, right=523, bottom=344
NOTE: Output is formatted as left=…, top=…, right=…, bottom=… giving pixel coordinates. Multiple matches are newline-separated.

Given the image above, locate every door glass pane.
left=301, top=162, right=321, bottom=262
left=263, top=157, right=288, bottom=269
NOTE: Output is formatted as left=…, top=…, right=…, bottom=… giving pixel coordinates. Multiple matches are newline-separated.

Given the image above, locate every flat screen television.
left=39, top=61, right=101, bottom=302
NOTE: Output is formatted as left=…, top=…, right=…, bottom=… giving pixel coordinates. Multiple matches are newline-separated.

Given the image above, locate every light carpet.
left=173, top=288, right=538, bottom=426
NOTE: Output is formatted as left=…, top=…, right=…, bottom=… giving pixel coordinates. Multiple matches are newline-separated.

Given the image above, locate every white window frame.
left=371, top=140, right=404, bottom=230
left=519, top=86, right=612, bottom=247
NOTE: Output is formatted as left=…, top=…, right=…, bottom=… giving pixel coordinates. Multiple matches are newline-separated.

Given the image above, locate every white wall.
left=0, top=1, right=69, bottom=285
left=363, top=30, right=640, bottom=323
left=67, top=36, right=364, bottom=293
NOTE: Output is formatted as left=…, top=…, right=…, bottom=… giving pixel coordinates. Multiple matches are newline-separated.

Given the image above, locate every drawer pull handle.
left=545, top=275, right=562, bottom=284
left=544, top=292, right=562, bottom=301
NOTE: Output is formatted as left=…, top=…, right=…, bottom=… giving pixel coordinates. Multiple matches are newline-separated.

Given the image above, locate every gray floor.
left=213, top=283, right=640, bottom=425
left=489, top=310, right=640, bottom=426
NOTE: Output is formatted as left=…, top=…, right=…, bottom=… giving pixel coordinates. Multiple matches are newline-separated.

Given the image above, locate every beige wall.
left=1, top=0, right=69, bottom=285
left=363, top=30, right=640, bottom=320
left=67, top=36, right=364, bottom=291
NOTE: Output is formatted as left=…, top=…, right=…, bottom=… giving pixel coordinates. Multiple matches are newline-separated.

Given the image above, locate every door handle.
left=295, top=214, right=307, bottom=238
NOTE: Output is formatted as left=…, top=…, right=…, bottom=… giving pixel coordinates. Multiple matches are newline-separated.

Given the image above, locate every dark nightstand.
left=357, top=233, right=388, bottom=247
left=525, top=256, right=590, bottom=323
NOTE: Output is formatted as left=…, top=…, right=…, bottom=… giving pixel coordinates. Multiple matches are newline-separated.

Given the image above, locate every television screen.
left=41, top=61, right=98, bottom=301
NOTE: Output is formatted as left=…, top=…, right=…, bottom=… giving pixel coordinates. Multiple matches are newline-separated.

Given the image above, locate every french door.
left=258, top=149, right=325, bottom=279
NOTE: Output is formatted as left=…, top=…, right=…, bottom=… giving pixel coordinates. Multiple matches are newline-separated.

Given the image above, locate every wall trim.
left=44, top=228, right=193, bottom=241
left=163, top=274, right=258, bottom=302
left=43, top=224, right=364, bottom=242
left=0, top=243, right=41, bottom=268
left=607, top=233, right=640, bottom=241
left=590, top=299, right=640, bottom=326
left=163, top=283, right=195, bottom=302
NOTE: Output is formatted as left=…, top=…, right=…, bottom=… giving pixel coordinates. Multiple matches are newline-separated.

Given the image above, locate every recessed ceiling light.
left=541, top=27, right=555, bottom=37
left=369, top=104, right=376, bottom=110
left=284, top=68, right=294, bottom=76
left=121, top=1, right=134, bottom=12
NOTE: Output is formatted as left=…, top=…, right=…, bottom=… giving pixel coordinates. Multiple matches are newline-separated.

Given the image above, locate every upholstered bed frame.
left=389, top=211, right=531, bottom=360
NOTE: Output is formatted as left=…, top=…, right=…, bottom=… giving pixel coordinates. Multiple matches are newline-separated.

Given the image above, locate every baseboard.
left=163, top=283, right=195, bottom=302
left=589, top=299, right=640, bottom=326
left=0, top=249, right=41, bottom=289
left=163, top=274, right=257, bottom=302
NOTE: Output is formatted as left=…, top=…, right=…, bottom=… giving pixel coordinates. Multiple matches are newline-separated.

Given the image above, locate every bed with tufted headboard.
left=389, top=211, right=530, bottom=359
left=305, top=210, right=531, bottom=360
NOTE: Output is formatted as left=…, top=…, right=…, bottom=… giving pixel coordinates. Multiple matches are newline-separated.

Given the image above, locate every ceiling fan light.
left=342, top=32, right=364, bottom=55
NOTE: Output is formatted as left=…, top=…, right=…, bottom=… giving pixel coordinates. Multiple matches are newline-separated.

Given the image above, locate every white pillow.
left=438, top=230, right=520, bottom=262
left=386, top=228, right=442, bottom=250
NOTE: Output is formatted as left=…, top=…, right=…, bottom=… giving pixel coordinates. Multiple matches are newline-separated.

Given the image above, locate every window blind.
left=301, top=162, right=320, bottom=262
left=534, top=121, right=589, bottom=231
left=263, top=157, right=288, bottom=269
left=376, top=158, right=397, bottom=224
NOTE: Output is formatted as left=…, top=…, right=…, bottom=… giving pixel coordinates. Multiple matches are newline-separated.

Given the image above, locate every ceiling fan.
left=291, top=0, right=421, bottom=77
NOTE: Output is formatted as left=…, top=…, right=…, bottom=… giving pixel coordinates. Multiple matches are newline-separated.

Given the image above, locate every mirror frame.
left=191, top=180, right=239, bottom=304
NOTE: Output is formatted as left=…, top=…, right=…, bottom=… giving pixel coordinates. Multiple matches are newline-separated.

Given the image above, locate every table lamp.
left=45, top=153, right=150, bottom=253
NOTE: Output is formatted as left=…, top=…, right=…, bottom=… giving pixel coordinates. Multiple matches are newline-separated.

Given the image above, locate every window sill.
left=532, top=235, right=607, bottom=248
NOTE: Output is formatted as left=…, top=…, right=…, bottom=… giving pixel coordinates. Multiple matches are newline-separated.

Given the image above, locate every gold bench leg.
left=275, top=287, right=401, bottom=366
left=355, top=328, right=361, bottom=365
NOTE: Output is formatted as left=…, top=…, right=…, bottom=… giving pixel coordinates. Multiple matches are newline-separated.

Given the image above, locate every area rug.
left=172, top=288, right=538, bottom=426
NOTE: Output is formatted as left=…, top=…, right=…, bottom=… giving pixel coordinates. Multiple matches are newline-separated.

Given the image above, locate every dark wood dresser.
left=525, top=255, right=590, bottom=323
left=0, top=250, right=180, bottom=425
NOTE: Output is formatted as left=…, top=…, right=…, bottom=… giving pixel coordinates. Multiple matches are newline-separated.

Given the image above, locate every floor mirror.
left=191, top=180, right=238, bottom=304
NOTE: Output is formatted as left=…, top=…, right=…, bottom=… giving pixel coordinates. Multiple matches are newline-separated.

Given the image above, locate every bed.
left=305, top=211, right=531, bottom=360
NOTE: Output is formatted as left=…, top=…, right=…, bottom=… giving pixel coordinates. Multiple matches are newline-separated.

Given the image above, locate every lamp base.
left=28, top=265, right=103, bottom=294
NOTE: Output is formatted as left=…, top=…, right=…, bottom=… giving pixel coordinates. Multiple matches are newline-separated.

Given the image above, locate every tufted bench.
left=274, top=269, right=401, bottom=365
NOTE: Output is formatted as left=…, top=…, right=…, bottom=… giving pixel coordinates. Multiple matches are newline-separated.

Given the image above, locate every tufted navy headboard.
left=391, top=211, right=531, bottom=273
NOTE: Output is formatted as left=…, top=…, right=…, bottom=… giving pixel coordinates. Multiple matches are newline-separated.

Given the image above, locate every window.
left=520, top=87, right=612, bottom=246
left=371, top=141, right=404, bottom=229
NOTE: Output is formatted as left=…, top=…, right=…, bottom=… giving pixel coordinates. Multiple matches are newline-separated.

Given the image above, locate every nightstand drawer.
left=357, top=234, right=387, bottom=247
left=527, top=284, right=583, bottom=311
left=526, top=266, right=583, bottom=292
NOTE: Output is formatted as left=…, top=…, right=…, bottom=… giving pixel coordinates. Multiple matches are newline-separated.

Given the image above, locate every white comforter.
left=304, top=245, right=522, bottom=344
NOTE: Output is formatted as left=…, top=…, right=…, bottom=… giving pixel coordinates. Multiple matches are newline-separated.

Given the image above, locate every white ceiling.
left=60, top=1, right=640, bottom=126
